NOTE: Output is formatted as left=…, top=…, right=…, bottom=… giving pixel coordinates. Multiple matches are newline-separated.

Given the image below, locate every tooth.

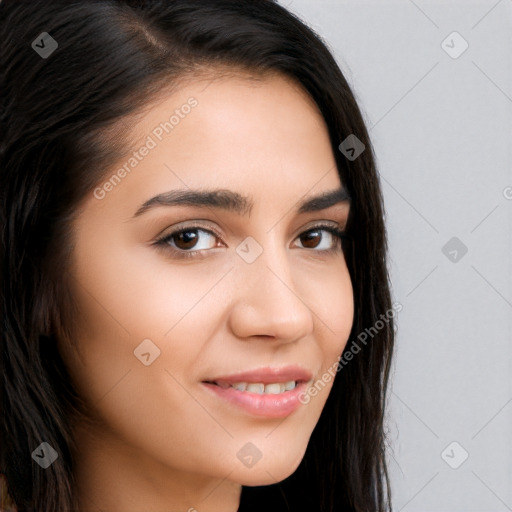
left=217, top=381, right=297, bottom=394
left=264, top=383, right=283, bottom=394
left=284, top=380, right=296, bottom=391
left=246, top=383, right=265, bottom=394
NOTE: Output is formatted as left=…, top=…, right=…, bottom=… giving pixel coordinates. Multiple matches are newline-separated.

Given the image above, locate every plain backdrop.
left=278, top=1, right=512, bottom=511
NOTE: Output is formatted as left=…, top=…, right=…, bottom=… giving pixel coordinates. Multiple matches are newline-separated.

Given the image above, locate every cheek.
left=310, top=258, right=354, bottom=355
left=60, top=240, right=230, bottom=421
left=59, top=266, right=221, bottom=472
left=67, top=230, right=227, bottom=356
left=308, top=261, right=353, bottom=405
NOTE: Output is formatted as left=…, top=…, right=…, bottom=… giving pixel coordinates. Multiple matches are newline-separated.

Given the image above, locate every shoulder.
left=0, top=473, right=18, bottom=512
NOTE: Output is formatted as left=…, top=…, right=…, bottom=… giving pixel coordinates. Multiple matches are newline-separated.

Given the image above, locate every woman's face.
left=60, top=71, right=353, bottom=497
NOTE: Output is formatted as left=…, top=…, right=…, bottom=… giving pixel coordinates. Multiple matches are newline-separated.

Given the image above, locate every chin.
left=231, top=445, right=306, bottom=487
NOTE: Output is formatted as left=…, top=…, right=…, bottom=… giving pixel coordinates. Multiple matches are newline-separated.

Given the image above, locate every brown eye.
left=172, top=229, right=200, bottom=250
left=299, top=229, right=323, bottom=249
left=295, top=226, right=345, bottom=252
left=157, top=227, right=219, bottom=253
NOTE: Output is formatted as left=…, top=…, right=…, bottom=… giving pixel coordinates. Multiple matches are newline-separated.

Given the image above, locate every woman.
left=0, top=1, right=395, bottom=510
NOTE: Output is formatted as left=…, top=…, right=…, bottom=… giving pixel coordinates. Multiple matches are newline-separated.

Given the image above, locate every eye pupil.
left=301, top=230, right=321, bottom=249
left=175, top=230, right=198, bottom=249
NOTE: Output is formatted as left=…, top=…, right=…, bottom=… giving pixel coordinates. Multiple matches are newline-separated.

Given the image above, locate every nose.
left=227, top=240, right=315, bottom=343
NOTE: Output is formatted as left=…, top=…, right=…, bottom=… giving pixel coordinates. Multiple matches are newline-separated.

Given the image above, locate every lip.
left=204, top=365, right=313, bottom=385
left=201, top=365, right=313, bottom=419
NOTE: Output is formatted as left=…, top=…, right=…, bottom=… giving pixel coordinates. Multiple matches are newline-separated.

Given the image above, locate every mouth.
left=201, top=365, right=312, bottom=418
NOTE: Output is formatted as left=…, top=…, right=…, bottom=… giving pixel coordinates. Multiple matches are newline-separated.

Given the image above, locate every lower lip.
left=202, top=381, right=309, bottom=418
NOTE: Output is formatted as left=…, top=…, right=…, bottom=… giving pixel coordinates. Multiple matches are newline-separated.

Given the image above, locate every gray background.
left=279, top=1, right=512, bottom=510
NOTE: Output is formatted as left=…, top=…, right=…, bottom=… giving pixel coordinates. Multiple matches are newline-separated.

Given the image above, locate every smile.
left=208, top=380, right=298, bottom=394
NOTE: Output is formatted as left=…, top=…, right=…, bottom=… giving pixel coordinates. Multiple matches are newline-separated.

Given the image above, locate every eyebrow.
left=132, top=186, right=350, bottom=218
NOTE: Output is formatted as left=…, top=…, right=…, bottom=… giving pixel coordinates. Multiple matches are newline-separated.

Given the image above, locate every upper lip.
left=203, top=365, right=313, bottom=385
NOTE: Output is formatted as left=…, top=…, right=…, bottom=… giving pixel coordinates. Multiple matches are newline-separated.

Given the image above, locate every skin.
left=59, top=70, right=354, bottom=512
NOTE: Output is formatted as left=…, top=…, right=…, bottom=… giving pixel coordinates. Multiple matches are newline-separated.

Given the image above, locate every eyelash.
left=153, top=222, right=348, bottom=260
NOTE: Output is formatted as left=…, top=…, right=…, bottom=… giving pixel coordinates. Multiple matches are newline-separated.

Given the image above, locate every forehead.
left=128, top=68, right=328, bottom=152
left=84, top=70, right=342, bottom=220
